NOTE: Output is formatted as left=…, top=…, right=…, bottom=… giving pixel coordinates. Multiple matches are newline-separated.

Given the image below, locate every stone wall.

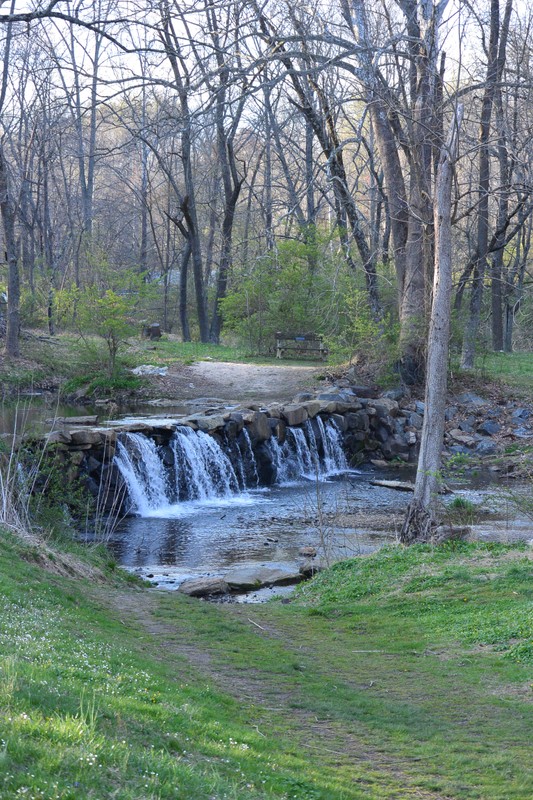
left=27, top=388, right=422, bottom=514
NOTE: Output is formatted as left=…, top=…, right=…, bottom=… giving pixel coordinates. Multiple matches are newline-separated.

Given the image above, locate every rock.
left=330, top=413, right=347, bottom=432
left=299, top=561, right=324, bottom=578
left=445, top=405, right=458, bottom=421
left=345, top=411, right=369, bottom=431
left=475, top=440, right=501, bottom=456
left=477, top=420, right=501, bottom=436
left=303, top=400, right=322, bottom=419
left=382, top=387, right=406, bottom=402
left=298, top=546, right=317, bottom=558
left=224, top=566, right=303, bottom=591
left=47, top=415, right=99, bottom=426
left=408, top=411, right=423, bottom=429
left=415, top=401, right=426, bottom=415
left=317, top=392, right=349, bottom=403
left=349, top=384, right=379, bottom=398
left=245, top=411, right=271, bottom=443
left=45, top=430, right=72, bottom=445
left=513, top=426, right=531, bottom=438
left=318, top=401, right=340, bottom=415
left=69, top=429, right=104, bottom=446
left=456, top=392, right=487, bottom=407
left=512, top=408, right=530, bottom=420
left=458, top=421, right=475, bottom=434
left=195, top=415, right=226, bottom=433
left=370, top=479, right=415, bottom=492
left=131, top=364, right=167, bottom=376
left=405, top=431, right=417, bottom=445
left=448, top=429, right=476, bottom=447
left=433, top=525, right=471, bottom=543
left=293, top=392, right=315, bottom=402
left=281, top=404, right=308, bottom=426
left=392, top=417, right=407, bottom=434
left=373, top=398, right=400, bottom=417
left=178, top=577, right=229, bottom=597
left=448, top=445, right=471, bottom=456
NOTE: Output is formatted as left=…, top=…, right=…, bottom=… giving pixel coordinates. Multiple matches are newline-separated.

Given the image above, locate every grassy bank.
left=1, top=531, right=532, bottom=799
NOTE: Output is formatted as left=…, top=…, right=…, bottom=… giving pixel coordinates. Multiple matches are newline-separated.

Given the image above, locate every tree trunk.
left=0, top=145, right=20, bottom=357
left=461, top=0, right=512, bottom=368
left=400, top=106, right=463, bottom=544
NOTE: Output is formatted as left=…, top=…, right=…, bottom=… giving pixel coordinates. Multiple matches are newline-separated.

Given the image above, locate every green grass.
left=475, top=350, right=533, bottom=391
left=1, top=531, right=532, bottom=799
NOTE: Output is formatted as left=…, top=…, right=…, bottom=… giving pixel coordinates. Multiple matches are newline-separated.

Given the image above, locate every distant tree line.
left=0, top=0, right=532, bottom=379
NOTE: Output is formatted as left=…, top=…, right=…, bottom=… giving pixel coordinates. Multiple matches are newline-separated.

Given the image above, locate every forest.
left=0, top=0, right=532, bottom=378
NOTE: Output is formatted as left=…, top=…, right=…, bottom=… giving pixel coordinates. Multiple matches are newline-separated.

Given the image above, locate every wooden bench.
left=275, top=332, right=328, bottom=361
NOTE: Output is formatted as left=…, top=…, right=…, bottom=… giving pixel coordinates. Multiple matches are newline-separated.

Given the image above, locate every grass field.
left=1, top=531, right=532, bottom=800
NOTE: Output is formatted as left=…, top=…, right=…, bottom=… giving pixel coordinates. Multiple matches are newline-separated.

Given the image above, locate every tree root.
left=399, top=499, right=434, bottom=544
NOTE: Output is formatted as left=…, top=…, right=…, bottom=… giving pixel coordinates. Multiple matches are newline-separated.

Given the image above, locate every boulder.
left=477, top=420, right=501, bottom=436
left=178, top=577, right=229, bottom=597
left=224, top=565, right=303, bottom=591
left=448, top=429, right=476, bottom=447
left=372, top=398, right=400, bottom=418
left=475, top=440, right=502, bottom=456
left=281, top=404, right=308, bottom=426
left=344, top=411, right=369, bottom=432
left=245, top=411, right=271, bottom=443
left=45, top=430, right=72, bottom=445
left=456, top=392, right=487, bottom=407
left=69, top=429, right=104, bottom=446
left=408, top=411, right=423, bottom=430
left=299, top=561, right=324, bottom=578
left=512, top=408, right=530, bottom=421
left=303, top=400, right=322, bottom=419
left=195, top=415, right=226, bottom=433
left=298, top=546, right=317, bottom=558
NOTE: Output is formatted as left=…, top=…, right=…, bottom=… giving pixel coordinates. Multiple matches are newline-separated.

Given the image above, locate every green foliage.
left=221, top=234, right=351, bottom=355
left=444, top=496, right=481, bottom=525
left=56, top=270, right=156, bottom=377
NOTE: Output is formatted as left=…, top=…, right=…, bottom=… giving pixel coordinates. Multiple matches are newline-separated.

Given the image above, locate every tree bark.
left=400, top=105, right=463, bottom=543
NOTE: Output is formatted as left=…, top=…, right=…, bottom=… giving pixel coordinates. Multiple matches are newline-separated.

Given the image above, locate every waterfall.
left=170, top=426, right=239, bottom=501
left=238, top=428, right=259, bottom=487
left=114, top=416, right=350, bottom=516
left=317, top=417, right=348, bottom=474
left=114, top=433, right=170, bottom=515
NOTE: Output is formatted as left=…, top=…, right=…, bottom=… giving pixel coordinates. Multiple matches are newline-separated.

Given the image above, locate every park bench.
left=275, top=332, right=328, bottom=361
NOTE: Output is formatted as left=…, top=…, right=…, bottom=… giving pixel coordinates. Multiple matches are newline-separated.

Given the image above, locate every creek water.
left=3, top=400, right=528, bottom=599
left=98, top=417, right=529, bottom=597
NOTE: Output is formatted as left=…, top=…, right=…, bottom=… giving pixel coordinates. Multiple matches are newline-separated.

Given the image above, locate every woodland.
left=1, top=5, right=533, bottom=798
left=1, top=0, right=533, bottom=532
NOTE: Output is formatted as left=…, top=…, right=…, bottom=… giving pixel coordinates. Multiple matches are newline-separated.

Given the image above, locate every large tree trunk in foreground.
left=400, top=106, right=463, bottom=544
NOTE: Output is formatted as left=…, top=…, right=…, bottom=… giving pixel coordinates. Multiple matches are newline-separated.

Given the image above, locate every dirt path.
left=150, top=361, right=326, bottom=404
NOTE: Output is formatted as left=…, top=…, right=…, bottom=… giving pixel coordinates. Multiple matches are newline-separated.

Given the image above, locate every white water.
left=114, top=420, right=351, bottom=519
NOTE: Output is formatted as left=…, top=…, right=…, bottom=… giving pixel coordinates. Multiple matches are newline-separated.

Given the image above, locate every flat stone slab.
left=224, top=565, right=304, bottom=591
left=178, top=577, right=229, bottom=597
left=370, top=479, right=415, bottom=492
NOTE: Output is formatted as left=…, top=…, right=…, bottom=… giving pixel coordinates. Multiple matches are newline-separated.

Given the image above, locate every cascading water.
left=114, top=417, right=351, bottom=517
left=114, top=433, right=171, bottom=515
left=170, top=426, right=239, bottom=501
left=316, top=417, right=348, bottom=474
left=266, top=418, right=348, bottom=485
